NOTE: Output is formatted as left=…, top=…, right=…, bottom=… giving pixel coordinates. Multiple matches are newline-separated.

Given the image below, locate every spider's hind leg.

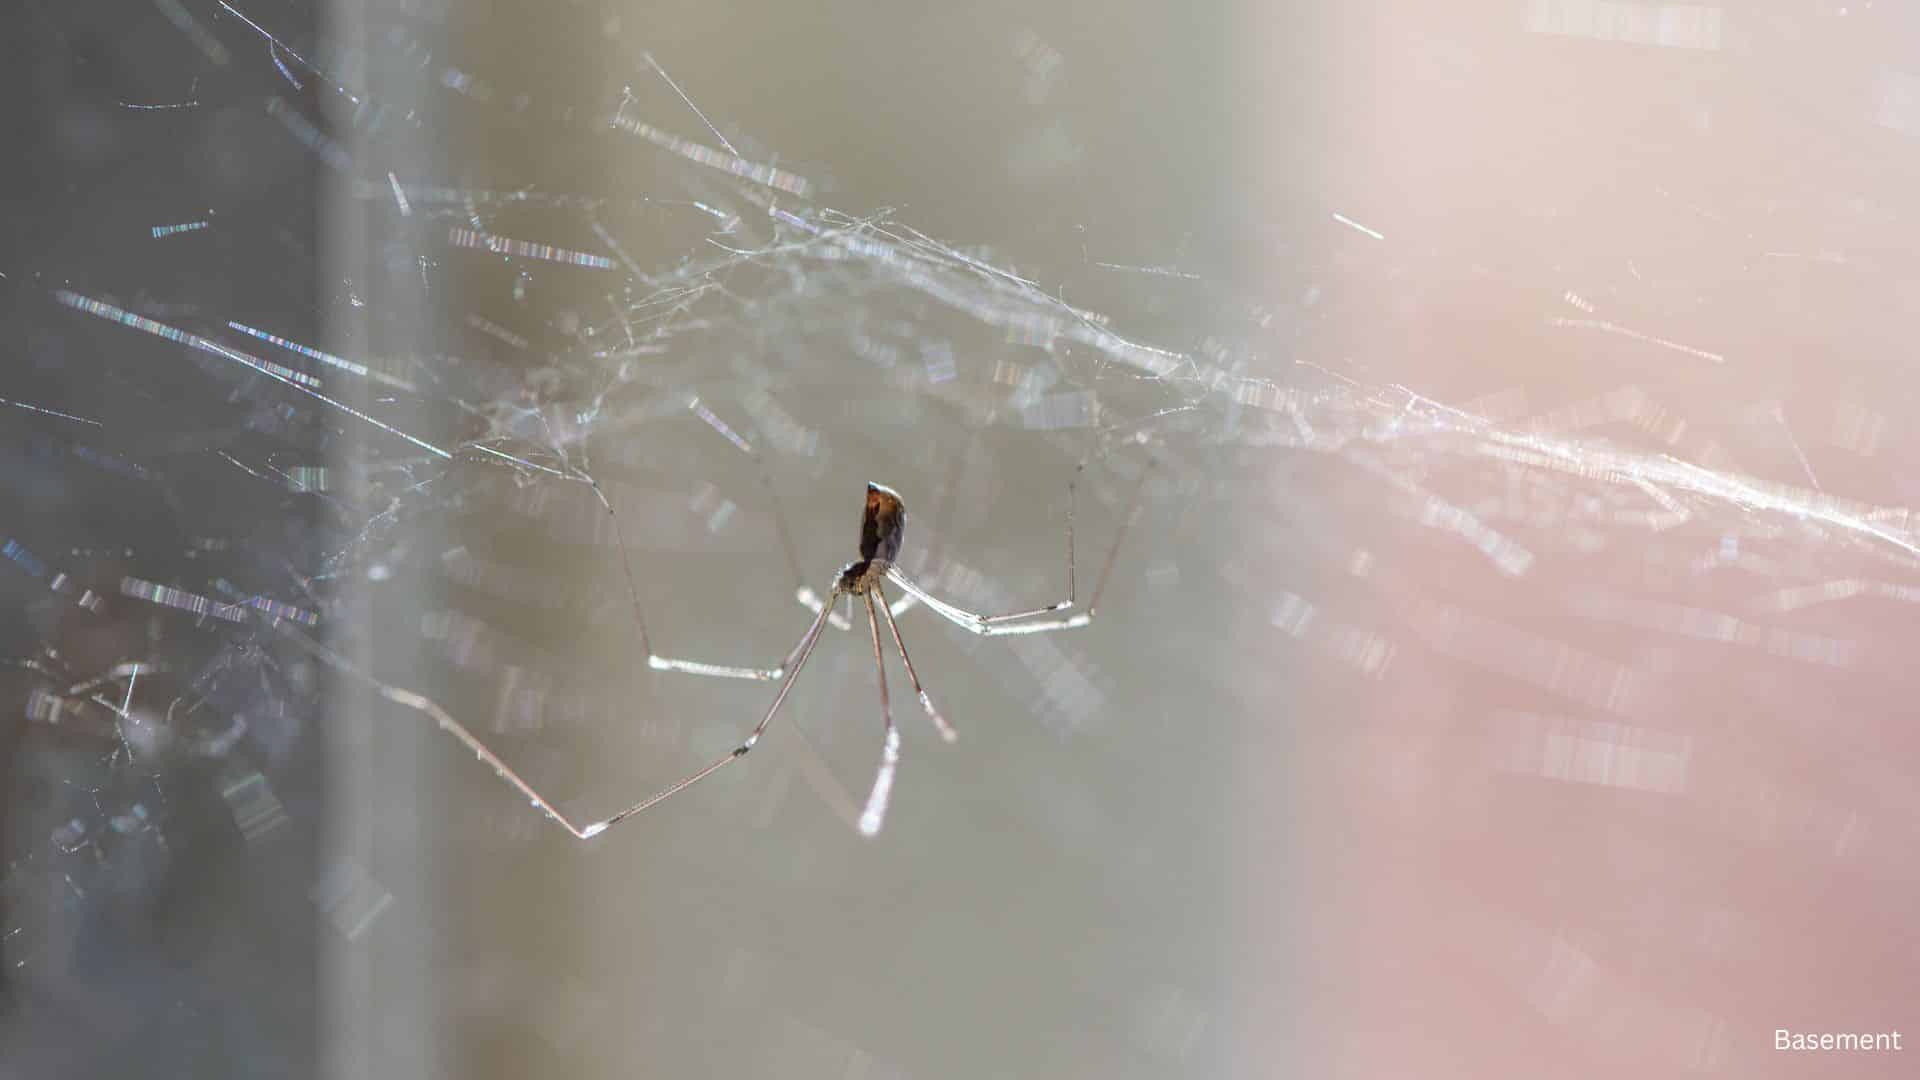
left=858, top=592, right=901, bottom=837
left=874, top=581, right=955, bottom=743
left=588, top=471, right=838, bottom=683
left=884, top=457, right=1155, bottom=637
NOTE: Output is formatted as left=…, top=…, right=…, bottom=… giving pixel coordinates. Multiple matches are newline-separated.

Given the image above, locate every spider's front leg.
left=884, top=460, right=1153, bottom=638
left=594, top=594, right=839, bottom=835
left=317, top=586, right=842, bottom=842
left=884, top=568, right=1092, bottom=636
left=795, top=584, right=854, bottom=632
left=588, top=476, right=842, bottom=683
left=644, top=582, right=848, bottom=681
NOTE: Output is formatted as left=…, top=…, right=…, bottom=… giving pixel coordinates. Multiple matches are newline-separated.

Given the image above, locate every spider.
left=369, top=463, right=1151, bottom=839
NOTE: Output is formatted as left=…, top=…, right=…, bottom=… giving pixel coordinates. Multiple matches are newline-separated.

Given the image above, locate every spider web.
left=6, top=1, right=1920, bottom=1075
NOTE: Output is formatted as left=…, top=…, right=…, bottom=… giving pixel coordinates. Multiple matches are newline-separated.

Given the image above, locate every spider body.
left=839, top=483, right=906, bottom=594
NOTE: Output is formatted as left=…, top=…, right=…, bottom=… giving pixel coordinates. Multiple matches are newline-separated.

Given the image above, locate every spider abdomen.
left=859, top=482, right=906, bottom=564
left=836, top=483, right=907, bottom=594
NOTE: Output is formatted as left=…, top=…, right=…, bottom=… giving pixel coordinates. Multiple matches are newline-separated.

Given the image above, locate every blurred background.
left=4, top=1, right=1919, bottom=1077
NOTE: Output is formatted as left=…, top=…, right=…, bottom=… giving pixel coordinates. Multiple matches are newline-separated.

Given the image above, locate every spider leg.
left=755, top=452, right=850, bottom=631
left=688, top=392, right=841, bottom=628
left=869, top=427, right=966, bottom=618
left=329, top=592, right=838, bottom=840
left=796, top=585, right=854, bottom=630
left=873, top=581, right=955, bottom=743
left=596, top=595, right=838, bottom=835
left=589, top=478, right=832, bottom=681
left=882, top=459, right=1152, bottom=637
left=857, top=593, right=901, bottom=837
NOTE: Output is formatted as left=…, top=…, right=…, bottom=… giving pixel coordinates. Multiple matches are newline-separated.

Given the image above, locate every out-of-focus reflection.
left=1248, top=4, right=1920, bottom=1077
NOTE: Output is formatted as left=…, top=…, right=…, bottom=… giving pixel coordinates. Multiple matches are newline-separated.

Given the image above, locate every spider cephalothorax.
left=839, top=482, right=906, bottom=593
